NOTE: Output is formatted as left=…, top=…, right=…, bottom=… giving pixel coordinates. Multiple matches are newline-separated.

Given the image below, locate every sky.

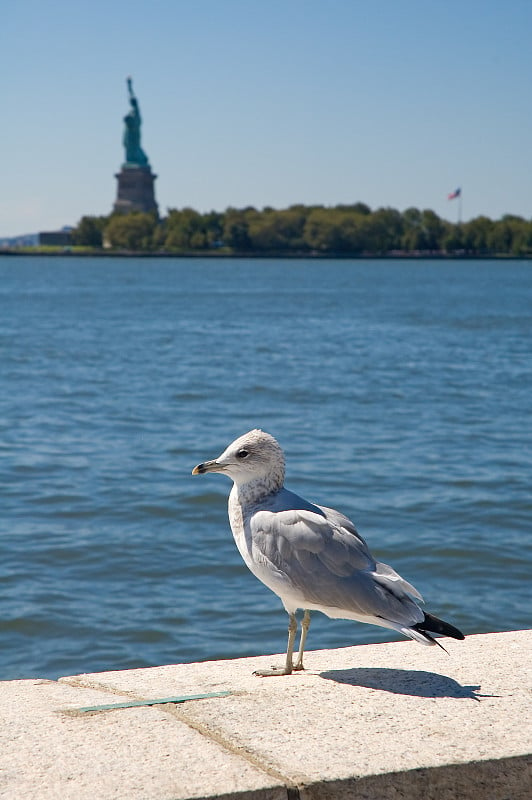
left=2, top=0, right=532, bottom=236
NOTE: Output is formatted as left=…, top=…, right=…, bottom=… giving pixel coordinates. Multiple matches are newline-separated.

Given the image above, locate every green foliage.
left=247, top=208, right=307, bottom=251
left=72, top=204, right=532, bottom=256
left=105, top=212, right=159, bottom=250
left=304, top=208, right=353, bottom=251
left=462, top=216, right=492, bottom=254
left=363, top=208, right=404, bottom=253
left=164, top=207, right=224, bottom=251
left=71, top=216, right=107, bottom=247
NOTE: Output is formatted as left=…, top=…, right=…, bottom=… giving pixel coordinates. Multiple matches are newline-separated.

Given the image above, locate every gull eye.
left=236, top=448, right=249, bottom=459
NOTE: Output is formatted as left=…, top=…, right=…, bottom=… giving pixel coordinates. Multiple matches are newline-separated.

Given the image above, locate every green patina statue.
left=123, top=77, right=150, bottom=168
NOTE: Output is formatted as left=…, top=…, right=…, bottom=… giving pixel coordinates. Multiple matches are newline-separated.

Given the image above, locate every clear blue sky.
left=3, top=0, right=532, bottom=236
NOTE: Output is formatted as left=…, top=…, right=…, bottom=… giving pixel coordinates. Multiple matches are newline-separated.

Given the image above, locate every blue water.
left=0, top=256, right=530, bottom=680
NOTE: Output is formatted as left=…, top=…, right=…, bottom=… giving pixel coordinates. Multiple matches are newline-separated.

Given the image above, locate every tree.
left=105, top=212, right=158, bottom=250
left=362, top=207, right=404, bottom=253
left=462, top=216, right=493, bottom=254
left=401, top=208, right=445, bottom=252
left=165, top=208, right=206, bottom=250
left=303, top=207, right=390, bottom=253
left=68, top=202, right=529, bottom=256
left=442, top=225, right=465, bottom=254
left=247, top=208, right=307, bottom=251
left=303, top=208, right=343, bottom=251
left=203, top=211, right=225, bottom=247
left=487, top=220, right=513, bottom=254
left=222, top=209, right=253, bottom=251
left=420, top=209, right=445, bottom=251
left=401, top=207, right=424, bottom=251
left=71, top=216, right=107, bottom=247
left=508, top=218, right=532, bottom=255
left=336, top=202, right=371, bottom=216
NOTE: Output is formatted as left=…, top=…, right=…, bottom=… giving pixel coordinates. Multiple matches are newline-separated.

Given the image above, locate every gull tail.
left=412, top=612, right=465, bottom=649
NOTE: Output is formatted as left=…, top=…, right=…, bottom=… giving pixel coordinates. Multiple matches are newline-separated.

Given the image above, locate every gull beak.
left=192, top=459, right=221, bottom=475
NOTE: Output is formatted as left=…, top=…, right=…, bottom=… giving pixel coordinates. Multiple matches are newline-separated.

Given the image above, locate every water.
left=0, top=255, right=530, bottom=680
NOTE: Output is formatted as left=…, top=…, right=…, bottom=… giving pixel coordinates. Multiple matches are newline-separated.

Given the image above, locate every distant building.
left=38, top=230, right=72, bottom=246
left=0, top=233, right=39, bottom=248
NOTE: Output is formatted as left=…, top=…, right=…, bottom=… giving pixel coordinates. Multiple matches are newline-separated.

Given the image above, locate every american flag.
left=448, top=188, right=461, bottom=200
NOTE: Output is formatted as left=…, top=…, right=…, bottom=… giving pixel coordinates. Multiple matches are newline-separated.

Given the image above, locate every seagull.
left=192, top=429, right=464, bottom=676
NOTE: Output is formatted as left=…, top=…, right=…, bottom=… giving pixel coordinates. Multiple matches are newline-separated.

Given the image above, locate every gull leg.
left=294, top=610, right=311, bottom=671
left=254, top=613, right=297, bottom=677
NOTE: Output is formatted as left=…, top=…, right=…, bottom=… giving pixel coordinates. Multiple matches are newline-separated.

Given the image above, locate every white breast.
left=228, top=488, right=303, bottom=611
left=228, top=489, right=254, bottom=569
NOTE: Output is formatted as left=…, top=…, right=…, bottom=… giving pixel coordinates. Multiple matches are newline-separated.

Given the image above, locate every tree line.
left=71, top=203, right=532, bottom=256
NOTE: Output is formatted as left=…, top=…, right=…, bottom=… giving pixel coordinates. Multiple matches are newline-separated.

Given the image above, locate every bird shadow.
left=319, top=667, right=494, bottom=701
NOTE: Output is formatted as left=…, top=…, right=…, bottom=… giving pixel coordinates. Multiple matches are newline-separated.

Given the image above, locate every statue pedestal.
left=113, top=165, right=158, bottom=215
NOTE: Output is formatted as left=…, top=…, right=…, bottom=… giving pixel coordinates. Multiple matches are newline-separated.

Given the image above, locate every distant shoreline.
left=1, top=249, right=531, bottom=260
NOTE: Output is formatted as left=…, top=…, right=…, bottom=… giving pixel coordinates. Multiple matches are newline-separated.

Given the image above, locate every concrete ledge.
left=1, top=630, right=530, bottom=799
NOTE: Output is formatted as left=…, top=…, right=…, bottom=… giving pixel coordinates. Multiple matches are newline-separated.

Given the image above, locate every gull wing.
left=248, top=494, right=423, bottom=625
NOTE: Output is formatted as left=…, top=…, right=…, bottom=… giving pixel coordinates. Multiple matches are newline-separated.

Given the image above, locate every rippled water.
left=1, top=255, right=530, bottom=680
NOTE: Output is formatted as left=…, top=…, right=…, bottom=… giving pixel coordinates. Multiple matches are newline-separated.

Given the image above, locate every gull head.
left=192, top=429, right=286, bottom=493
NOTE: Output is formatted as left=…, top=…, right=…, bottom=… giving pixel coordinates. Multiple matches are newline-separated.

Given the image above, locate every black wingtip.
left=414, top=612, right=465, bottom=641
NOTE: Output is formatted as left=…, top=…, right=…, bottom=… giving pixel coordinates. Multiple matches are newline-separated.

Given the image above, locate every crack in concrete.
left=166, top=701, right=307, bottom=796
left=58, top=675, right=304, bottom=798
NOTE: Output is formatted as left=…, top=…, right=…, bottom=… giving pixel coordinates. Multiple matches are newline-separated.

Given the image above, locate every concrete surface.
left=1, top=630, right=530, bottom=799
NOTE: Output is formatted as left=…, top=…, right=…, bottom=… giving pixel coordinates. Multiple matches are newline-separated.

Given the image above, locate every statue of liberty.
left=113, top=76, right=158, bottom=214
left=123, top=77, right=150, bottom=167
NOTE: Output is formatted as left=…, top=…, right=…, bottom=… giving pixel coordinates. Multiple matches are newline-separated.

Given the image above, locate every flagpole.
left=448, top=188, right=462, bottom=224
